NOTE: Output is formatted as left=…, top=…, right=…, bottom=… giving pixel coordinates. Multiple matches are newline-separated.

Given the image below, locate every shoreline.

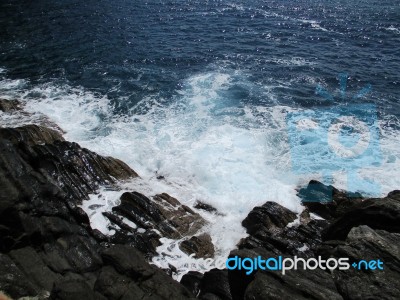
left=0, top=98, right=399, bottom=299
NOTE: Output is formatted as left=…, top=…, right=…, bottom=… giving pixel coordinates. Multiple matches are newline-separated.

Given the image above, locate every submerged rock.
left=0, top=99, right=22, bottom=112
left=194, top=201, right=219, bottom=214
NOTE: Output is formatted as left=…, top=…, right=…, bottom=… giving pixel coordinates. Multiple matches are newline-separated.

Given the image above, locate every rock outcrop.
left=0, top=100, right=197, bottom=299
left=1, top=100, right=399, bottom=299
left=218, top=181, right=400, bottom=300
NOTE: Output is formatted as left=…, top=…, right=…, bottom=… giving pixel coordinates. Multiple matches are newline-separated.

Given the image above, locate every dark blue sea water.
left=1, top=0, right=400, bottom=266
left=1, top=0, right=399, bottom=111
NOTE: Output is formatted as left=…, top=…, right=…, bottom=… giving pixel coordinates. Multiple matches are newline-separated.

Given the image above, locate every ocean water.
left=1, top=0, right=399, bottom=277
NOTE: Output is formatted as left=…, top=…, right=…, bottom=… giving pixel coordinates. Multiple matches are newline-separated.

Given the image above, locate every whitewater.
left=1, top=66, right=400, bottom=279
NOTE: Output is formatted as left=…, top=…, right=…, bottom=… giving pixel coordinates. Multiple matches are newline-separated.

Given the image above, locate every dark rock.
left=94, top=266, right=131, bottom=300
left=201, top=293, right=224, bottom=300
left=26, top=140, right=138, bottom=202
left=55, top=235, right=103, bottom=273
left=50, top=279, right=106, bottom=300
left=298, top=179, right=336, bottom=203
left=298, top=180, right=363, bottom=220
left=387, top=190, right=400, bottom=201
left=111, top=228, right=162, bottom=255
left=40, top=235, right=102, bottom=275
left=119, top=282, right=146, bottom=300
left=102, top=245, right=195, bottom=299
left=139, top=270, right=195, bottom=299
left=9, top=246, right=61, bottom=292
left=41, top=242, right=74, bottom=274
left=180, top=233, right=215, bottom=259
left=318, top=226, right=400, bottom=300
left=0, top=125, right=64, bottom=146
left=114, top=192, right=164, bottom=229
left=242, top=201, right=297, bottom=236
left=181, top=271, right=203, bottom=297
left=200, top=269, right=232, bottom=300
left=0, top=253, right=39, bottom=299
left=238, top=202, right=321, bottom=257
left=227, top=248, right=270, bottom=300
left=106, top=192, right=207, bottom=254
left=322, top=196, right=400, bottom=241
left=194, top=201, right=219, bottom=214
left=226, top=248, right=342, bottom=300
left=153, top=193, right=207, bottom=237
left=0, top=123, right=138, bottom=253
left=244, top=267, right=342, bottom=300
left=101, top=244, right=155, bottom=280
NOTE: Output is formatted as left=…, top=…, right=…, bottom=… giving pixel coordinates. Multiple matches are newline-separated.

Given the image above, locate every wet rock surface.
left=223, top=181, right=400, bottom=300
left=0, top=105, right=196, bottom=299
left=0, top=99, right=22, bottom=112
left=179, top=233, right=215, bottom=259
left=0, top=101, right=399, bottom=299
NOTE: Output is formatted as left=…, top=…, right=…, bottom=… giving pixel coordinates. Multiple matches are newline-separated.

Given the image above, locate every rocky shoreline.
left=0, top=99, right=399, bottom=299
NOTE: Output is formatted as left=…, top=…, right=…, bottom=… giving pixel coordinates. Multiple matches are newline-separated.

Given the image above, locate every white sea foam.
left=299, top=19, right=329, bottom=32
left=386, top=25, right=400, bottom=34
left=1, top=69, right=400, bottom=279
left=80, top=189, right=123, bottom=236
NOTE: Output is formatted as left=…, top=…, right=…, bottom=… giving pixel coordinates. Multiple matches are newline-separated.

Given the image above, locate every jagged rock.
left=25, top=141, right=138, bottom=202
left=94, top=266, right=131, bottom=300
left=200, top=269, right=232, bottom=300
left=9, top=247, right=61, bottom=292
left=0, top=124, right=138, bottom=204
left=119, top=282, right=146, bottom=300
left=180, top=233, right=215, bottom=259
left=238, top=202, right=324, bottom=257
left=244, top=267, right=342, bottom=300
left=226, top=247, right=342, bottom=300
left=101, top=244, right=155, bottom=280
left=318, top=226, right=400, bottom=300
left=0, top=125, right=64, bottom=146
left=322, top=196, right=400, bottom=241
left=2, top=103, right=400, bottom=300
left=0, top=253, right=39, bottom=299
left=54, top=235, right=103, bottom=273
left=0, top=124, right=138, bottom=253
left=153, top=193, right=207, bottom=237
left=102, top=245, right=195, bottom=299
left=50, top=279, right=106, bottom=300
left=181, top=271, right=203, bottom=297
left=298, top=180, right=363, bottom=220
left=105, top=192, right=207, bottom=253
left=228, top=202, right=339, bottom=299
left=388, top=190, right=400, bottom=201
left=242, top=201, right=297, bottom=235
left=238, top=217, right=328, bottom=258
